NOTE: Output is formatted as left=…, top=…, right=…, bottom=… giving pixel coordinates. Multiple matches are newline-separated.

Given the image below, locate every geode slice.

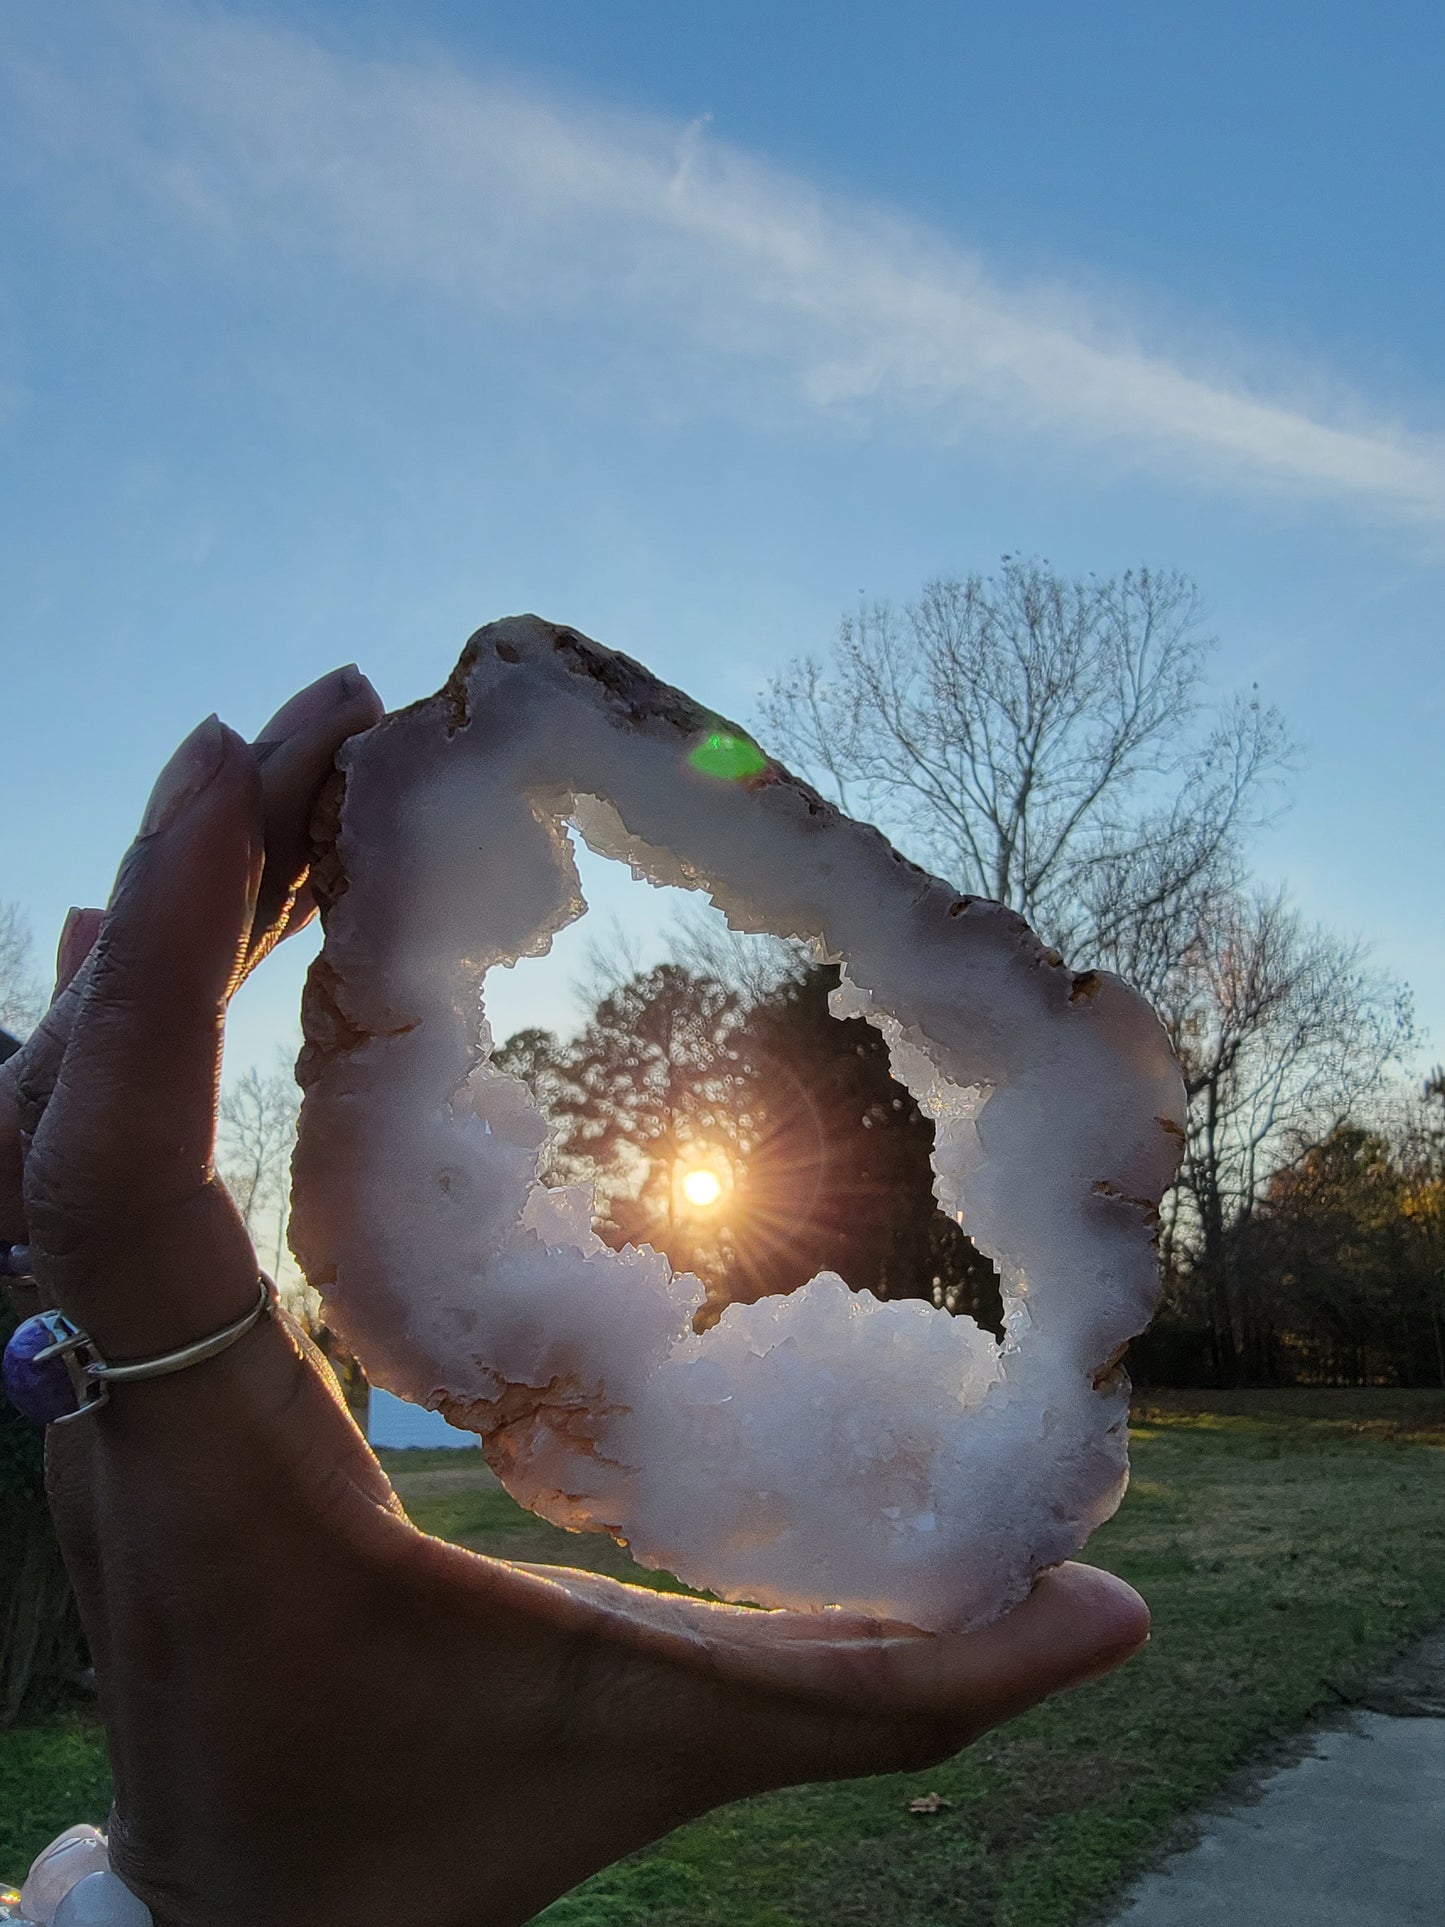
left=291, top=616, right=1186, bottom=1631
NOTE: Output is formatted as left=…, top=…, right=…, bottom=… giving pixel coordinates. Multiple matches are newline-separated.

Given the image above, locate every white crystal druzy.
left=292, top=617, right=1185, bottom=1631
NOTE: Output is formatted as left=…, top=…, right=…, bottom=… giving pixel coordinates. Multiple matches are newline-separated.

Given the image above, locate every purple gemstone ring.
left=2, top=1311, right=89, bottom=1425
left=2, top=1280, right=276, bottom=1426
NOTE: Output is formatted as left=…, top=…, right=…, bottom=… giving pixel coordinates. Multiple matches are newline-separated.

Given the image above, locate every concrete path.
left=1110, top=1637, right=1445, bottom=1926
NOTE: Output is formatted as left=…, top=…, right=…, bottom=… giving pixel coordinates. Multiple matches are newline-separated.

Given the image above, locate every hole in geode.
left=486, top=829, right=1003, bottom=1339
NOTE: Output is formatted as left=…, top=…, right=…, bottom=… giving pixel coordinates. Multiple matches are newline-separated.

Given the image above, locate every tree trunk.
left=1193, top=1083, right=1240, bottom=1384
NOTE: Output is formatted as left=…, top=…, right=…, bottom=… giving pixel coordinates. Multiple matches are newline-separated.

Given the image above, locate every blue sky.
left=2, top=0, right=1441, bottom=1079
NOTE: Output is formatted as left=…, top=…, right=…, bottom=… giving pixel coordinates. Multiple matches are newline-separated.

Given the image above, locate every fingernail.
left=54, top=908, right=98, bottom=987
left=139, top=715, right=227, bottom=837
left=256, top=665, right=368, bottom=745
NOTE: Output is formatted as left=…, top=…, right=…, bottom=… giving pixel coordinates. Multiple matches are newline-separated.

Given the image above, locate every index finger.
left=0, top=670, right=384, bottom=1246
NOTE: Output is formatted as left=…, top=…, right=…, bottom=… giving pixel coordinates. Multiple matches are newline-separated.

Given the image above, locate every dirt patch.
left=447, top=1523, right=656, bottom=1584
left=802, top=1836, right=987, bottom=1925
left=388, top=1462, right=502, bottom=1501
left=1345, top=1626, right=1445, bottom=1717
left=1134, top=1387, right=1445, bottom=1435
left=967, top=1748, right=1119, bottom=1857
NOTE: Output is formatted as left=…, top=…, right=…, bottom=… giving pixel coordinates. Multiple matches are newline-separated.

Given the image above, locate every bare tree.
left=759, top=558, right=1288, bottom=975
left=218, top=1064, right=301, bottom=1280
left=662, top=910, right=806, bottom=1005
left=758, top=559, right=1423, bottom=1385
left=1160, top=888, right=1414, bottom=1379
left=575, top=914, right=649, bottom=1007
left=576, top=907, right=802, bottom=1026
left=0, top=901, right=44, bottom=1038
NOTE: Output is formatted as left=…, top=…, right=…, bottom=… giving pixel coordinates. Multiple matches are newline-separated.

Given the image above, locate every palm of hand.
left=3, top=673, right=1146, bottom=1927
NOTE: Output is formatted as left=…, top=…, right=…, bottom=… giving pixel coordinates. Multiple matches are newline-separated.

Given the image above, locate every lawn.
left=3, top=1390, right=1443, bottom=1925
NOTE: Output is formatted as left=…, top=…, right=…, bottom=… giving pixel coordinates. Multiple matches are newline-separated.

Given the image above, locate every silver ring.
left=35, top=1278, right=276, bottom=1424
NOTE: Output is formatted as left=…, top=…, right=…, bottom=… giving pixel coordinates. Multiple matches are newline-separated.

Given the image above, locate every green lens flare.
left=688, top=730, right=768, bottom=780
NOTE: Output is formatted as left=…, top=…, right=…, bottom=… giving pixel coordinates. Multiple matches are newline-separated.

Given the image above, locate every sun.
left=681, top=1168, right=723, bottom=1209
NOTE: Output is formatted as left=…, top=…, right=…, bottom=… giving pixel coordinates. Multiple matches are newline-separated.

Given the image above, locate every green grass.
left=519, top=1391, right=1445, bottom=1927
left=3, top=1397, right=1442, bottom=1923
left=383, top=1449, right=707, bottom=1596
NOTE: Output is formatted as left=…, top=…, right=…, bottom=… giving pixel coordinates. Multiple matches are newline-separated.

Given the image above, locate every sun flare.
left=681, top=1168, right=723, bottom=1209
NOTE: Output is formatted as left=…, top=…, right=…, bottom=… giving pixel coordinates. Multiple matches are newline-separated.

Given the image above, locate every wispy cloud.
left=7, top=1, right=1445, bottom=526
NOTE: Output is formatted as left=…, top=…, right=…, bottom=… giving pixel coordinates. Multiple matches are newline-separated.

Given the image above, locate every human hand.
left=2, top=675, right=1149, bottom=1927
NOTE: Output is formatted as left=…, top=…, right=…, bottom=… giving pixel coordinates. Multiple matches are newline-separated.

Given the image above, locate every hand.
left=2, top=673, right=1149, bottom=1927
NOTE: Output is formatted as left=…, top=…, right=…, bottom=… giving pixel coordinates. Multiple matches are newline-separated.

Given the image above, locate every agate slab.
left=291, top=617, right=1186, bottom=1630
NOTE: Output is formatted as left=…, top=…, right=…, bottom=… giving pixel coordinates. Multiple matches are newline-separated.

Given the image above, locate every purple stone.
left=1, top=1243, right=33, bottom=1279
left=2, top=1314, right=80, bottom=1425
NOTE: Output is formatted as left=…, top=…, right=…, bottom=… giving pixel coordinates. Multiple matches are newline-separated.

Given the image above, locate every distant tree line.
left=1139, top=1085, right=1445, bottom=1388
